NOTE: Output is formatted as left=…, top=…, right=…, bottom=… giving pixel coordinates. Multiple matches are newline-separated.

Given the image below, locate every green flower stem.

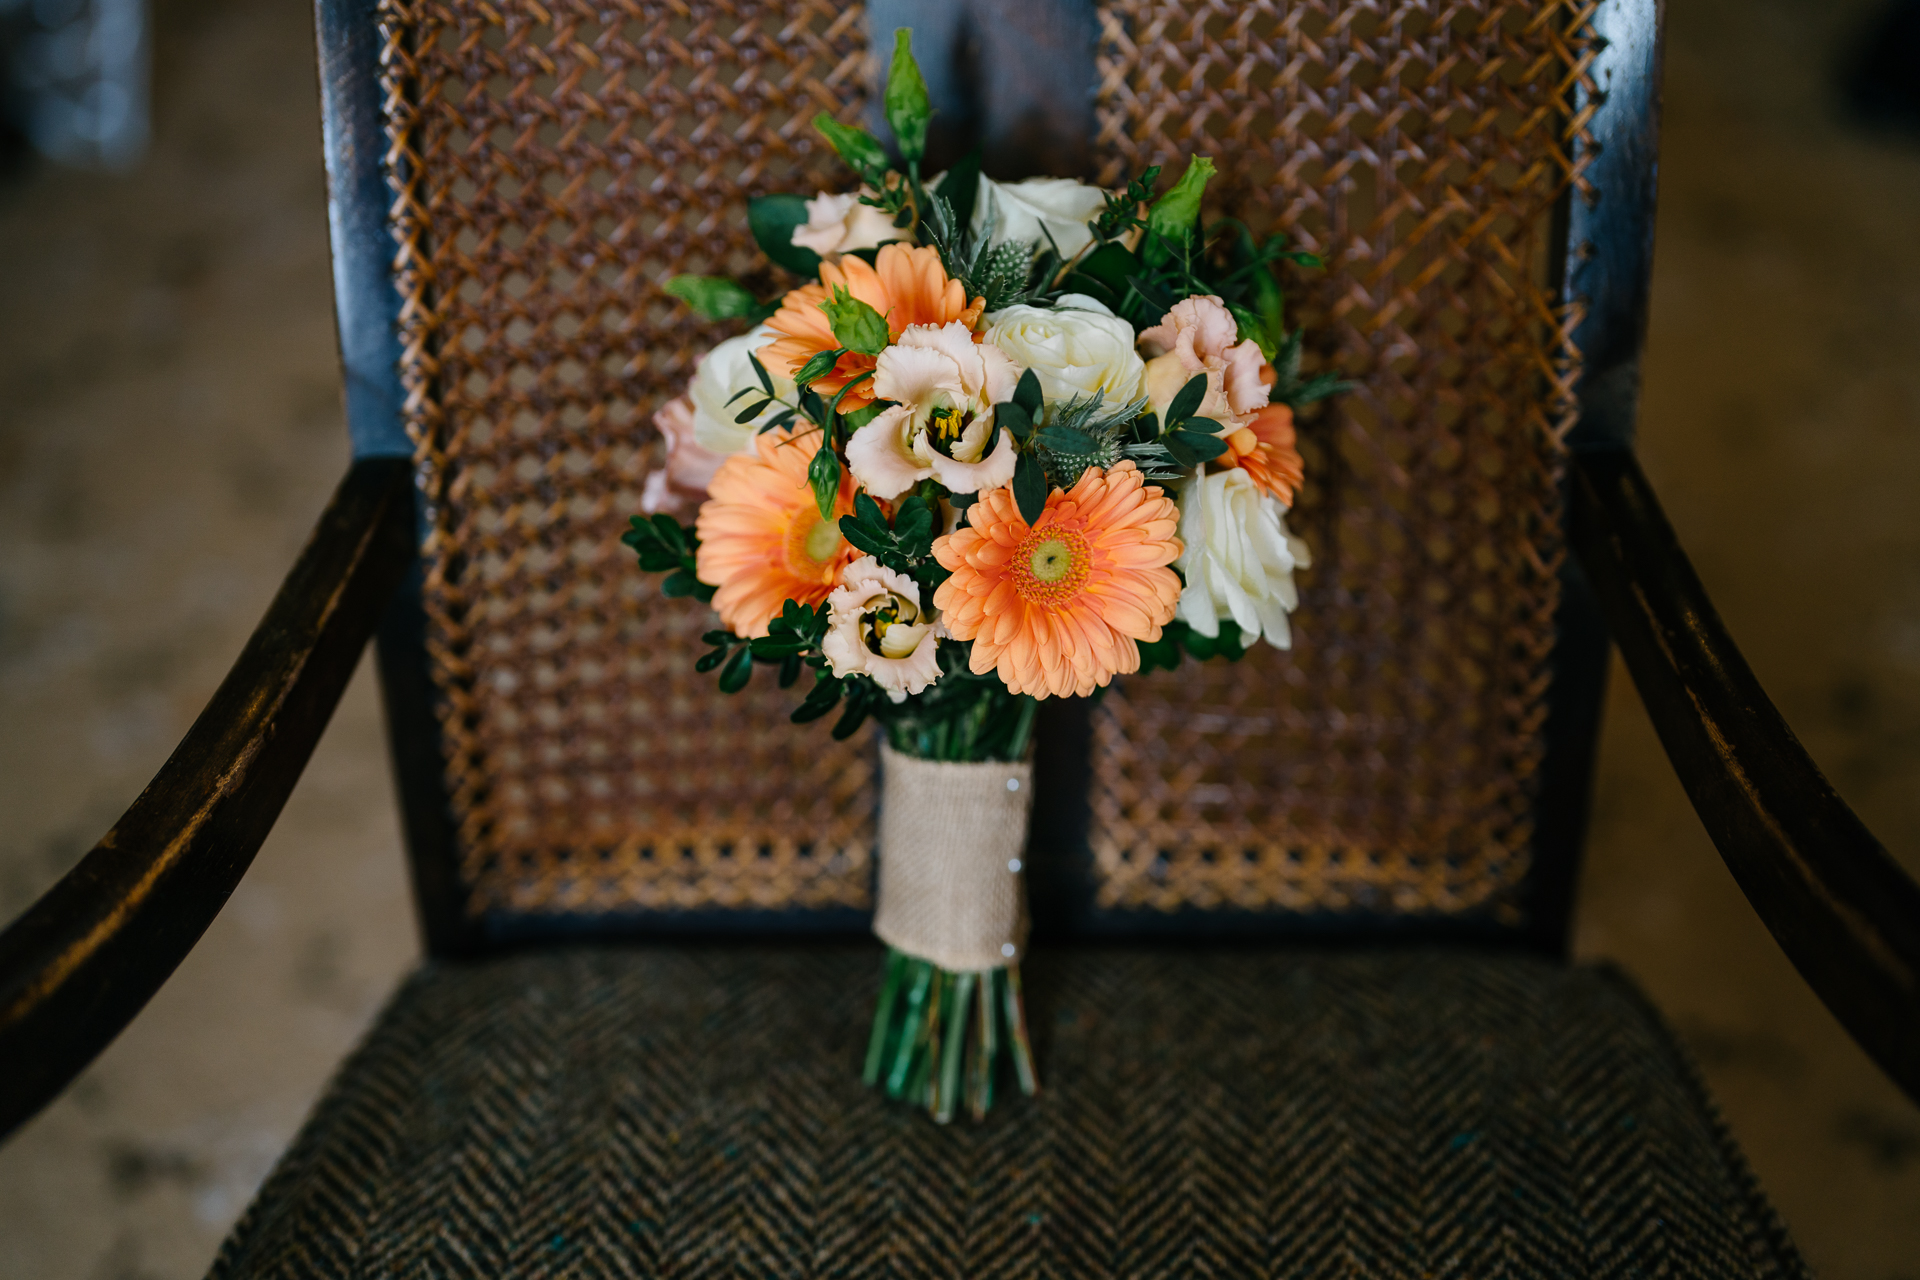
left=865, top=948, right=1039, bottom=1121
left=863, top=949, right=907, bottom=1086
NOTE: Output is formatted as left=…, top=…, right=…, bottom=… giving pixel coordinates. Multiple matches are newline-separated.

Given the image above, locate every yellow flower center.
left=1012, top=526, right=1091, bottom=605
left=862, top=591, right=922, bottom=656
left=787, top=512, right=844, bottom=575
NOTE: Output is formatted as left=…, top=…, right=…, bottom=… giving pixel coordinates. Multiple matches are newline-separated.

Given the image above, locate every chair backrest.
left=320, top=0, right=1660, bottom=955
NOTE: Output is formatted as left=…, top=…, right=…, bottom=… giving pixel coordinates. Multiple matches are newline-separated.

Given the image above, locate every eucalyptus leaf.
left=995, top=400, right=1032, bottom=441
left=1012, top=368, right=1044, bottom=415
left=1035, top=426, right=1100, bottom=454
left=1165, top=373, right=1208, bottom=427
left=1013, top=453, right=1048, bottom=527
left=1173, top=426, right=1229, bottom=461
left=734, top=398, right=773, bottom=424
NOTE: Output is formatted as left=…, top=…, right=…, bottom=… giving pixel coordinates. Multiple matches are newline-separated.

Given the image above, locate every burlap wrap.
left=872, top=743, right=1035, bottom=972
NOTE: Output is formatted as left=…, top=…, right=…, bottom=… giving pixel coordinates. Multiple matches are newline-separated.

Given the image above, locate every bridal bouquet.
left=627, top=32, right=1339, bottom=1122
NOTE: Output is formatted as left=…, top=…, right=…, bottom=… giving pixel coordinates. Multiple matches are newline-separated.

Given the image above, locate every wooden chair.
left=4, top=0, right=1915, bottom=1272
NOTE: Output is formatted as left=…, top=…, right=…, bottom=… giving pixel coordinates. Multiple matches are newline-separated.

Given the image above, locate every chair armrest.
left=1571, top=445, right=1920, bottom=1105
left=0, top=456, right=415, bottom=1141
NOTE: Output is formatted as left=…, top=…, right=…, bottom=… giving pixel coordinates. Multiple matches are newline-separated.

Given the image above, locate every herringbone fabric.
left=211, top=946, right=1806, bottom=1278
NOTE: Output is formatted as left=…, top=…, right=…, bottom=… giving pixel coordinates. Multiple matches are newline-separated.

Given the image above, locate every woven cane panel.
left=378, top=0, right=877, bottom=915
left=1087, top=2, right=1596, bottom=918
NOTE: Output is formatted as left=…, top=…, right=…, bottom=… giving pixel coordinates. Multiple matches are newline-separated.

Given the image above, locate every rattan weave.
left=1087, top=1, right=1594, bottom=919
left=376, top=1, right=1597, bottom=922
left=379, top=0, right=877, bottom=914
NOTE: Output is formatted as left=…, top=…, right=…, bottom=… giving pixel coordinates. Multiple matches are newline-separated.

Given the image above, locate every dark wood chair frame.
left=3, top=0, right=1917, bottom=1146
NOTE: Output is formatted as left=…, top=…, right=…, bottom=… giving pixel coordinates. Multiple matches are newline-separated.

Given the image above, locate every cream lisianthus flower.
left=981, top=294, right=1146, bottom=414
left=971, top=176, right=1110, bottom=259
left=845, top=322, right=1021, bottom=499
left=1173, top=467, right=1311, bottom=648
left=642, top=326, right=793, bottom=514
left=1139, top=295, right=1270, bottom=433
left=821, top=556, right=942, bottom=701
left=790, top=190, right=904, bottom=259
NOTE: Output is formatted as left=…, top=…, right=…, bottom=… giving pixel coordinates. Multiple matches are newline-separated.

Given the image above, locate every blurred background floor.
left=1, top=0, right=1917, bottom=1276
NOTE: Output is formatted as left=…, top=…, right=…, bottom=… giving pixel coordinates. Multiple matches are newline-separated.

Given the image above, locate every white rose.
left=970, top=176, right=1110, bottom=259
left=820, top=557, right=942, bottom=702
left=1173, top=468, right=1311, bottom=649
left=981, top=295, right=1147, bottom=413
left=687, top=325, right=795, bottom=459
left=790, top=190, right=904, bottom=259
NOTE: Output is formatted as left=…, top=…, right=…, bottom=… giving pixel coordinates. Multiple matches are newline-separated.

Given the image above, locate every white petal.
left=846, top=409, right=933, bottom=500
left=928, top=429, right=1017, bottom=495
left=873, top=341, right=964, bottom=406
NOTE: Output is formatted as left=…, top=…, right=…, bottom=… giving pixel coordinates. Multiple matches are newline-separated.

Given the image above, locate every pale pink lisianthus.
left=1137, top=294, right=1270, bottom=433
left=820, top=556, right=943, bottom=701
left=845, top=322, right=1020, bottom=500
left=641, top=394, right=728, bottom=516
left=790, top=190, right=904, bottom=259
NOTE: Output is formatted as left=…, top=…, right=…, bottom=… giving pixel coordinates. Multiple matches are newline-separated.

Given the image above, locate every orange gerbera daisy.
left=694, top=427, right=859, bottom=637
left=933, top=462, right=1182, bottom=699
left=761, top=243, right=986, bottom=412
left=1224, top=401, right=1305, bottom=505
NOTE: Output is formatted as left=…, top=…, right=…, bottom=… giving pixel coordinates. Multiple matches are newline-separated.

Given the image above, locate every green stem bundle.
left=863, top=948, right=1038, bottom=1123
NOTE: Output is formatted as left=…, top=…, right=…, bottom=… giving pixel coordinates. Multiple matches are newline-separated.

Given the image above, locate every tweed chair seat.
left=210, top=946, right=1807, bottom=1279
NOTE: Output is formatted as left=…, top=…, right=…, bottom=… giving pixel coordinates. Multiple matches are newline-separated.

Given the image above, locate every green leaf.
left=1252, top=262, right=1286, bottom=353
left=1035, top=426, right=1100, bottom=454
left=807, top=442, right=842, bottom=519
left=793, top=347, right=843, bottom=389
left=1012, top=368, right=1044, bottom=416
left=747, top=351, right=775, bottom=396
left=813, top=111, right=891, bottom=180
left=791, top=673, right=844, bottom=723
left=779, top=654, right=803, bottom=688
left=694, top=647, right=730, bottom=673
left=893, top=496, right=934, bottom=552
left=747, top=194, right=825, bottom=279
left=819, top=286, right=890, bottom=356
left=1165, top=373, right=1208, bottom=427
left=1229, top=302, right=1278, bottom=361
left=1146, top=154, right=1216, bottom=247
left=734, top=398, right=773, bottom=424
left=841, top=403, right=884, bottom=431
left=1074, top=241, right=1138, bottom=292
left=1173, top=426, right=1229, bottom=461
left=839, top=519, right=895, bottom=562
left=995, top=400, right=1032, bottom=441
left=661, top=568, right=702, bottom=598
left=662, top=275, right=762, bottom=321
left=933, top=145, right=983, bottom=232
left=853, top=490, right=889, bottom=530
left=883, top=29, right=932, bottom=163
left=1013, top=453, right=1048, bottom=527
left=830, top=695, right=871, bottom=740
left=1161, top=434, right=1199, bottom=470
left=718, top=646, right=754, bottom=693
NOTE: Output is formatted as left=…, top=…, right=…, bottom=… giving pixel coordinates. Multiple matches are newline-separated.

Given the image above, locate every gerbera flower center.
left=787, top=512, right=845, bottom=573
left=1012, top=526, right=1091, bottom=604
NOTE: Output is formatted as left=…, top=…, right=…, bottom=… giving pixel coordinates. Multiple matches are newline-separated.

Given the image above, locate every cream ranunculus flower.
left=790, top=190, right=905, bottom=259
left=1173, top=467, right=1311, bottom=648
left=845, top=322, right=1021, bottom=499
left=971, top=176, right=1110, bottom=259
left=980, top=294, right=1147, bottom=414
left=820, top=556, right=942, bottom=701
left=643, top=326, right=794, bottom=513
